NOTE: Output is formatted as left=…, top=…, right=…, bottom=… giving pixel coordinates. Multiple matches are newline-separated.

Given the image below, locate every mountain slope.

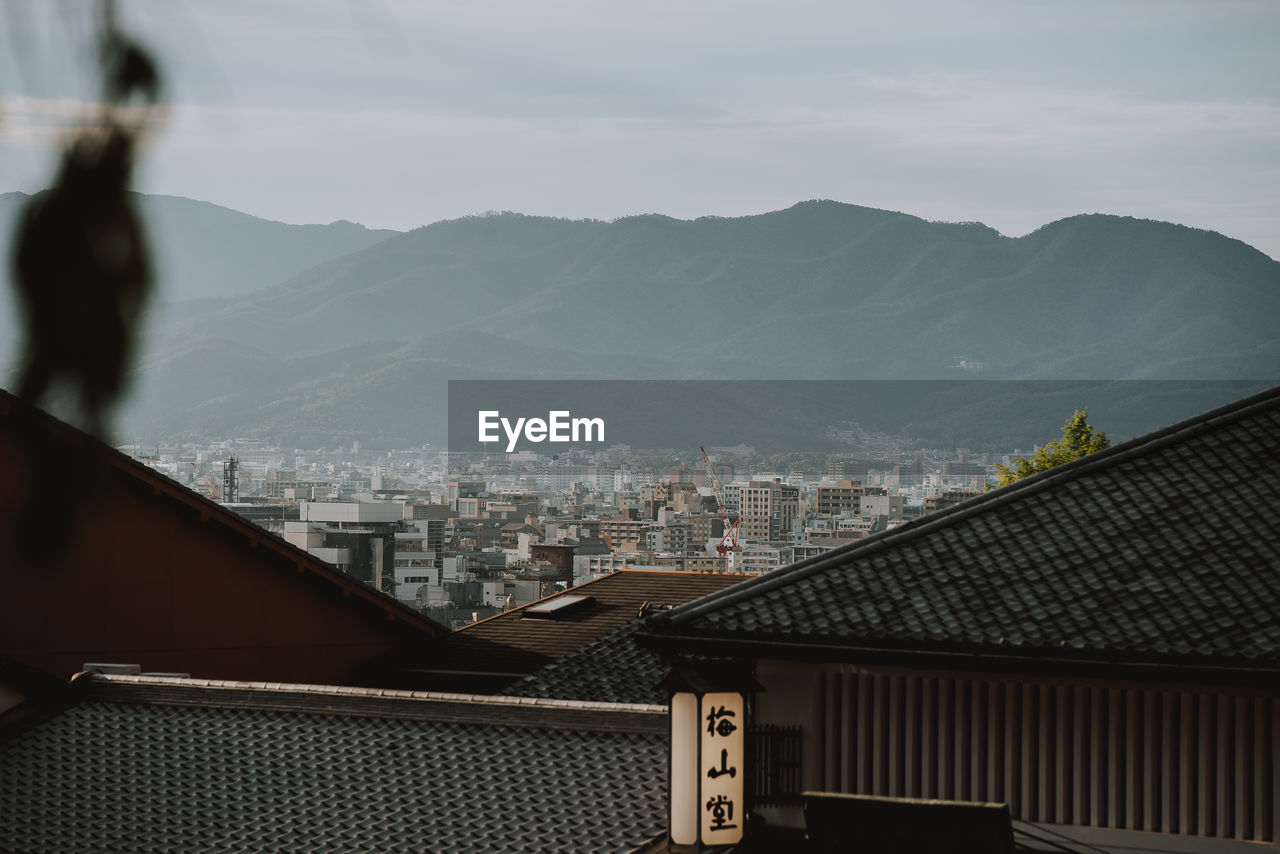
left=0, top=192, right=399, bottom=304
left=155, top=202, right=1280, bottom=375
left=7, top=196, right=1273, bottom=445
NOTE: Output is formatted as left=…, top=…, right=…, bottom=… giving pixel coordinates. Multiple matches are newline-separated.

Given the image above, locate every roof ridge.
left=91, top=672, right=669, bottom=713
left=655, top=383, right=1280, bottom=628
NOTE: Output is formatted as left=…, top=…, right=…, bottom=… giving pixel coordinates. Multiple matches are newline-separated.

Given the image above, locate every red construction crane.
left=700, top=446, right=740, bottom=564
left=189, top=461, right=220, bottom=499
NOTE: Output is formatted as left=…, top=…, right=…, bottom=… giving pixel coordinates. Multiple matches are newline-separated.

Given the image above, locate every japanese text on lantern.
left=699, top=692, right=745, bottom=843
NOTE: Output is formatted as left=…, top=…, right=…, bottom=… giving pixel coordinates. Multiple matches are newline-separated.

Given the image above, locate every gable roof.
left=645, top=386, right=1280, bottom=683
left=0, top=673, right=667, bottom=853
left=0, top=389, right=446, bottom=685
left=415, top=570, right=745, bottom=691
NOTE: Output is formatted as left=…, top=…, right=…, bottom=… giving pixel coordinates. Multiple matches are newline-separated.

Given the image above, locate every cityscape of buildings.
left=116, top=434, right=1028, bottom=629
left=4, top=384, right=1276, bottom=852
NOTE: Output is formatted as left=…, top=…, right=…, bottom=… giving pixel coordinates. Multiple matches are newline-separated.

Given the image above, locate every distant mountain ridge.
left=0, top=192, right=399, bottom=304
left=0, top=191, right=398, bottom=416
left=3, top=196, right=1276, bottom=445
left=154, top=201, right=1278, bottom=369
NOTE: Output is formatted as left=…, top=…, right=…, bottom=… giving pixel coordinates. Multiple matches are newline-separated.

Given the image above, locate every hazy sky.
left=3, top=0, right=1278, bottom=258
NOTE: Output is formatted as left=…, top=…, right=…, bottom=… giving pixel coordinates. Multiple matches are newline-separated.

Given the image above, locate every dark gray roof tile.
left=649, top=387, right=1280, bottom=675
left=502, top=619, right=671, bottom=706
left=0, top=677, right=667, bottom=853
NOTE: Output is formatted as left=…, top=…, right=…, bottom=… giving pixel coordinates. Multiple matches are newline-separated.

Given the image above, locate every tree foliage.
left=991, top=410, right=1111, bottom=487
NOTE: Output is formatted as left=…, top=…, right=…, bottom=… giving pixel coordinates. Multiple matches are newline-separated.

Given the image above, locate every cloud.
left=4, top=1, right=1275, bottom=259
left=734, top=70, right=1280, bottom=153
left=0, top=95, right=167, bottom=147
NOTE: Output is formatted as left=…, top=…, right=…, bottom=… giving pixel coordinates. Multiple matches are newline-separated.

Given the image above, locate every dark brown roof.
left=647, top=386, right=1280, bottom=684
left=417, top=570, right=746, bottom=689
left=0, top=389, right=446, bottom=686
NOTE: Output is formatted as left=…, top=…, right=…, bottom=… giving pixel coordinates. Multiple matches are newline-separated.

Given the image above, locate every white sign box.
left=699, top=691, right=745, bottom=845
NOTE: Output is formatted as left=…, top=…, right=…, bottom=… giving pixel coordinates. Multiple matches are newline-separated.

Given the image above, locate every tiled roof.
left=646, top=387, right=1280, bottom=678
left=503, top=619, right=668, bottom=705
left=427, top=570, right=746, bottom=678
left=0, top=674, right=668, bottom=853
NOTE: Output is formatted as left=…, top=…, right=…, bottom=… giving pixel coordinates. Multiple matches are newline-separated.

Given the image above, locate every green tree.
left=991, top=410, right=1111, bottom=487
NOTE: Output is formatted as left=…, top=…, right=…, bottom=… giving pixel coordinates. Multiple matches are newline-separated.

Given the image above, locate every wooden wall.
left=807, top=668, right=1278, bottom=842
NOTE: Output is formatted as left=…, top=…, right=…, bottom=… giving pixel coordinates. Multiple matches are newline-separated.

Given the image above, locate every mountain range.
left=2, top=195, right=1277, bottom=447
left=0, top=192, right=398, bottom=304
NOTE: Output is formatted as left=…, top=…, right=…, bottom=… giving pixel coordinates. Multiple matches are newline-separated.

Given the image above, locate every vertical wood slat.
left=888, top=675, right=902, bottom=796
left=922, top=678, right=937, bottom=798
left=939, top=679, right=954, bottom=800
left=1213, top=696, right=1233, bottom=839
left=1181, top=693, right=1195, bottom=836
left=872, top=675, right=887, bottom=795
left=1217, top=695, right=1231, bottom=838
left=1091, top=685, right=1105, bottom=827
left=1005, top=680, right=1020, bottom=816
left=1264, top=696, right=1274, bottom=845
left=824, top=672, right=840, bottom=792
left=1072, top=685, right=1087, bottom=827
left=1056, top=685, right=1070, bottom=824
left=988, top=681, right=1003, bottom=804
left=1199, top=694, right=1214, bottom=836
left=811, top=674, right=826, bottom=792
left=1162, top=691, right=1177, bottom=834
left=1039, top=684, right=1053, bottom=822
left=1143, top=690, right=1158, bottom=831
left=905, top=676, right=919, bottom=798
left=1021, top=682, right=1035, bottom=819
left=1255, top=698, right=1269, bottom=842
left=955, top=679, right=970, bottom=800
left=1235, top=696, right=1248, bottom=839
left=840, top=672, right=854, bottom=793
left=971, top=680, right=987, bottom=802
left=1126, top=689, right=1140, bottom=830
left=1108, top=688, right=1123, bottom=828
left=857, top=674, right=872, bottom=794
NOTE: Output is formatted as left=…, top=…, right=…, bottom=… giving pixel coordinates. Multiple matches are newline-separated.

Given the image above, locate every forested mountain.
left=4, top=197, right=1276, bottom=445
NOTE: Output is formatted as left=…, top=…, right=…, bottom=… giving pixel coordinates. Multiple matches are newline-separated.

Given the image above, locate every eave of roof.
left=641, top=628, right=1280, bottom=689
left=43, top=672, right=669, bottom=734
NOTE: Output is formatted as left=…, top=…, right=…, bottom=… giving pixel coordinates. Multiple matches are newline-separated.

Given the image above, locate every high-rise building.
left=737, top=480, right=800, bottom=541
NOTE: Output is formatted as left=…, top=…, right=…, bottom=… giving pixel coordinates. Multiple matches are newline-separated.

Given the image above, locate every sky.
left=2, top=0, right=1279, bottom=259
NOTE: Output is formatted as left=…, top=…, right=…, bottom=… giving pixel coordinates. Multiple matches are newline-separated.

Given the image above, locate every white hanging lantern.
left=669, top=680, right=747, bottom=848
